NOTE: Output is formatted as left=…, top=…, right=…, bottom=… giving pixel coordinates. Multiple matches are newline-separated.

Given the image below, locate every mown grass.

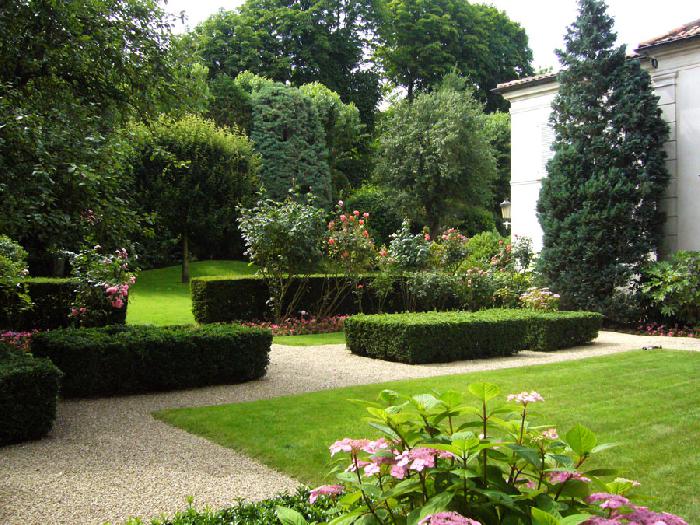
left=127, top=260, right=256, bottom=325
left=155, top=350, right=700, bottom=522
left=272, top=332, right=346, bottom=346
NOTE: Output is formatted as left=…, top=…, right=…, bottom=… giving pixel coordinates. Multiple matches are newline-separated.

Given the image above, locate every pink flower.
left=363, top=212, right=369, bottom=218
left=340, top=215, right=347, bottom=222
left=390, top=463, right=408, bottom=479
left=70, top=308, right=79, bottom=317
left=542, top=428, right=559, bottom=440
left=548, top=471, right=591, bottom=484
left=330, top=438, right=370, bottom=456
left=111, top=298, right=124, bottom=309
left=363, top=462, right=381, bottom=476
left=328, top=238, right=336, bottom=245
left=359, top=219, right=365, bottom=225
left=105, top=286, right=119, bottom=296
left=419, top=512, right=481, bottom=525
left=338, top=200, right=344, bottom=207
left=622, top=506, right=688, bottom=525
left=353, top=210, right=360, bottom=216
left=582, top=519, right=623, bottom=525
left=128, top=275, right=136, bottom=285
left=309, top=485, right=343, bottom=504
left=424, top=233, right=431, bottom=241
left=507, top=391, right=544, bottom=405
left=587, top=493, right=630, bottom=509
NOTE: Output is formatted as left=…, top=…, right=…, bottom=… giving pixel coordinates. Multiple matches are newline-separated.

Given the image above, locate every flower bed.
left=30, top=324, right=271, bottom=397
left=344, top=309, right=602, bottom=363
left=242, top=315, right=347, bottom=336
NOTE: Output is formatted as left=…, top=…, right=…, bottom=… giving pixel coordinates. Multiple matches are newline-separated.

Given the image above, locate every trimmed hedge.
left=31, top=324, right=271, bottom=397
left=0, top=343, right=62, bottom=445
left=344, top=309, right=603, bottom=364
left=0, top=278, right=127, bottom=330
left=191, top=275, right=394, bottom=323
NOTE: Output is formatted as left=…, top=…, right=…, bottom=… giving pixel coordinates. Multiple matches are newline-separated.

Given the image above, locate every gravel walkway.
left=1, top=331, right=699, bottom=525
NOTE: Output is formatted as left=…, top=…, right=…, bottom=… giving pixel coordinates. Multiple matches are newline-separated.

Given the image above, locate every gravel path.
left=1, top=331, right=699, bottom=525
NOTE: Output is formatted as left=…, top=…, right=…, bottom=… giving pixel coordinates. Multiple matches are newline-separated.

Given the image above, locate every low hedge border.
left=30, top=324, right=271, bottom=397
left=344, top=309, right=603, bottom=364
left=0, top=278, right=127, bottom=330
left=0, top=343, right=62, bottom=445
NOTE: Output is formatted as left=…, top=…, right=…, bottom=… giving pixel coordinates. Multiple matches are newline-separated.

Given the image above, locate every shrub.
left=344, top=309, right=602, bottom=363
left=344, top=185, right=403, bottom=245
left=285, top=384, right=687, bottom=525
left=0, top=343, right=62, bottom=445
left=0, top=235, right=30, bottom=325
left=460, top=231, right=505, bottom=270
left=520, top=286, right=560, bottom=311
left=387, top=220, right=431, bottom=271
left=641, top=251, right=700, bottom=326
left=30, top=324, right=271, bottom=397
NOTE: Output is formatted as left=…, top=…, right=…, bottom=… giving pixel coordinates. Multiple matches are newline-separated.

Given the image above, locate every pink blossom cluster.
left=541, top=428, right=559, bottom=440
left=418, top=512, right=481, bottom=525
left=584, top=493, right=688, bottom=525
left=242, top=315, right=347, bottom=336
left=637, top=322, right=698, bottom=338
left=104, top=282, right=129, bottom=309
left=507, top=391, right=544, bottom=405
left=70, top=306, right=88, bottom=317
left=520, top=287, right=560, bottom=311
left=0, top=330, right=36, bottom=352
left=547, top=470, right=591, bottom=484
left=440, top=228, right=467, bottom=242
left=308, top=484, right=344, bottom=504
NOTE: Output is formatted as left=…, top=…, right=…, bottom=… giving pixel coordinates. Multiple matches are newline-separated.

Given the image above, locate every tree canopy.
left=537, top=0, right=670, bottom=315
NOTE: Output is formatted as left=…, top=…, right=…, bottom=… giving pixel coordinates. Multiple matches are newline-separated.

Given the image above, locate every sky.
left=163, top=0, right=698, bottom=70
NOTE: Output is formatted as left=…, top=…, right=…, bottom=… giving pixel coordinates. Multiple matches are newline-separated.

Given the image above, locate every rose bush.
left=278, top=384, right=687, bottom=525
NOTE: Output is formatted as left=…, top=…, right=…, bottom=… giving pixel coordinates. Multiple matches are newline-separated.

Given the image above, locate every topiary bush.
left=344, top=309, right=602, bottom=364
left=0, top=343, right=62, bottom=445
left=30, top=324, right=271, bottom=397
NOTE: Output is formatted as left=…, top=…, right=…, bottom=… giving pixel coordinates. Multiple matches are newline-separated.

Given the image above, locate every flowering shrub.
left=520, top=287, right=561, bottom=311
left=327, top=202, right=376, bottom=273
left=281, top=384, right=687, bottom=525
left=68, top=246, right=136, bottom=327
left=388, top=220, right=431, bottom=271
left=430, top=228, right=469, bottom=273
left=0, top=235, right=31, bottom=323
left=0, top=330, right=36, bottom=352
left=636, top=322, right=698, bottom=338
left=242, top=315, right=347, bottom=336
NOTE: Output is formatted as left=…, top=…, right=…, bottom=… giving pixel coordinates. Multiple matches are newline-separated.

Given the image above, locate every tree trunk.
left=181, top=232, right=190, bottom=283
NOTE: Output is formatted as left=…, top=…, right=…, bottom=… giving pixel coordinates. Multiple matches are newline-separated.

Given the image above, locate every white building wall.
left=503, top=40, right=700, bottom=256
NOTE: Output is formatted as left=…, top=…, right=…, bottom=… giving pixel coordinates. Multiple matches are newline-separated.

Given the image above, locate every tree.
left=250, top=84, right=333, bottom=208
left=484, top=112, right=512, bottom=233
left=191, top=0, right=383, bottom=126
left=376, top=0, right=533, bottom=110
left=537, top=0, right=670, bottom=314
left=376, top=78, right=496, bottom=235
left=0, top=0, right=182, bottom=271
left=129, top=115, right=259, bottom=282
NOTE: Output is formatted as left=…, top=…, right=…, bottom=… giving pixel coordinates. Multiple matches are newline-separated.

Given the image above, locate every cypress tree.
left=537, top=0, right=670, bottom=315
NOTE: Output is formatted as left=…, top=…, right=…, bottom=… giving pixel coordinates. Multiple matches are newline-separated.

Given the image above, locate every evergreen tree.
left=537, top=0, right=670, bottom=314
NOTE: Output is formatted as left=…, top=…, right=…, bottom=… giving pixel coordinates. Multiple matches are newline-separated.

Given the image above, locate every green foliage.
left=0, top=343, right=62, bottom=445
left=344, top=185, right=403, bottom=246
left=376, top=0, right=533, bottom=109
left=238, top=198, right=327, bottom=321
left=537, top=0, right=670, bottom=314
left=344, top=309, right=602, bottom=363
left=119, top=487, right=339, bottom=525
left=129, top=114, right=259, bottom=282
left=641, top=251, right=700, bottom=326
left=376, top=80, right=496, bottom=235
left=0, top=0, right=178, bottom=261
left=484, top=112, right=512, bottom=233
left=459, top=231, right=506, bottom=270
left=251, top=85, right=332, bottom=207
left=30, top=324, right=271, bottom=397
left=0, top=236, right=31, bottom=323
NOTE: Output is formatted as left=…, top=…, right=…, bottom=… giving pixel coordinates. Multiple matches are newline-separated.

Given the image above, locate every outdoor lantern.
left=499, top=198, right=511, bottom=221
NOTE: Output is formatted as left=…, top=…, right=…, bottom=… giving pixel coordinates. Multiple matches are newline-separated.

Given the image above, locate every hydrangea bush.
left=520, top=288, right=560, bottom=311
left=278, top=384, right=687, bottom=525
left=68, top=246, right=136, bottom=327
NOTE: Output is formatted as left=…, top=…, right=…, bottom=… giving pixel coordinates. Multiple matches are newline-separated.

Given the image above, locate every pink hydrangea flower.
left=548, top=470, right=591, bottom=484
left=507, top=391, right=544, bottom=405
left=308, top=485, right=343, bottom=504
left=330, top=438, right=370, bottom=456
left=622, top=506, right=688, bottom=525
left=587, top=493, right=630, bottom=509
left=542, top=428, right=558, bottom=440
left=582, top=518, right=623, bottom=525
left=418, top=512, right=481, bottom=525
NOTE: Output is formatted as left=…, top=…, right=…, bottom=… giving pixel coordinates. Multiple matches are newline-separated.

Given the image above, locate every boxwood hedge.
left=31, top=324, right=271, bottom=397
left=344, top=309, right=603, bottom=364
left=0, top=343, right=62, bottom=445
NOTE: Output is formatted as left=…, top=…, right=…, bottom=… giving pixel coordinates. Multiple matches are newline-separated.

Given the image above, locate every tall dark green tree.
left=537, top=0, right=670, bottom=314
left=376, top=0, right=533, bottom=110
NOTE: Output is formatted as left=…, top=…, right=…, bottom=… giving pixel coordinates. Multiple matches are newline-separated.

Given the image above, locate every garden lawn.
left=155, top=350, right=700, bottom=522
left=272, top=332, right=345, bottom=346
left=127, top=260, right=256, bottom=325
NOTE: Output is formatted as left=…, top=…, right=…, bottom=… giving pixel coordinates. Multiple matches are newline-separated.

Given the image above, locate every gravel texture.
left=1, top=331, right=699, bottom=525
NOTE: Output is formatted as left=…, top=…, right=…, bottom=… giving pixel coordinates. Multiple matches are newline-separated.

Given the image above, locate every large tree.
left=376, top=0, right=533, bottom=110
left=376, top=77, right=496, bottom=235
left=537, top=0, right=670, bottom=314
left=0, top=0, right=186, bottom=271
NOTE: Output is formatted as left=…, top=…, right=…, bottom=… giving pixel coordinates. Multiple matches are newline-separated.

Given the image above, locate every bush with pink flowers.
left=68, top=245, right=137, bottom=327
left=242, top=314, right=347, bottom=336
left=278, top=384, right=687, bottom=525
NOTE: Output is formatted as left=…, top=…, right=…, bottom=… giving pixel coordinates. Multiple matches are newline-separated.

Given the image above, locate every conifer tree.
left=537, top=0, right=670, bottom=314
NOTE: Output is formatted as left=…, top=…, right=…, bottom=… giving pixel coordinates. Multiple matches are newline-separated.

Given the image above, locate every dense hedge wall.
left=31, top=324, right=271, bottom=397
left=0, top=279, right=127, bottom=330
left=191, top=275, right=396, bottom=323
left=344, top=309, right=603, bottom=364
left=0, top=343, right=62, bottom=445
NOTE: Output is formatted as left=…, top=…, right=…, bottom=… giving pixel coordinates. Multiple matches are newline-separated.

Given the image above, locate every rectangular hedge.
left=30, top=324, right=272, bottom=397
left=191, top=275, right=397, bottom=323
left=0, top=344, right=62, bottom=445
left=0, top=278, right=127, bottom=330
left=344, top=309, right=603, bottom=364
